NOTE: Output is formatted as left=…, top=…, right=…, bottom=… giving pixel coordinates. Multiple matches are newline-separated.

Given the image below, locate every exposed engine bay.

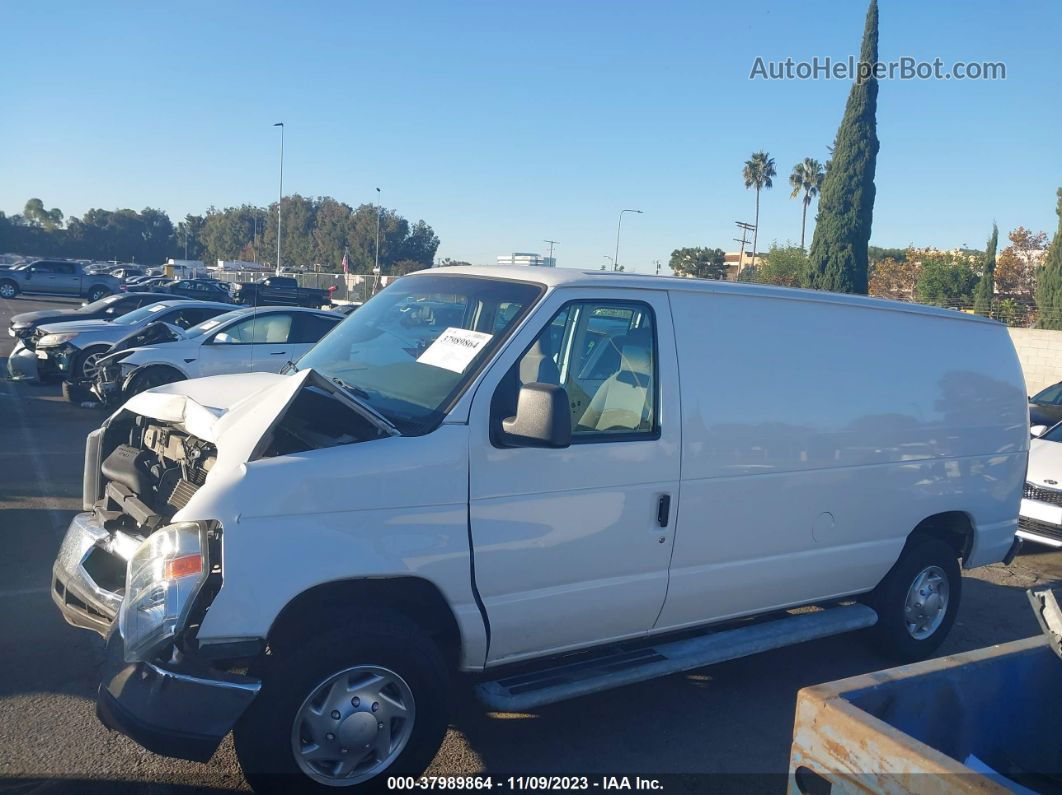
left=95, top=414, right=218, bottom=534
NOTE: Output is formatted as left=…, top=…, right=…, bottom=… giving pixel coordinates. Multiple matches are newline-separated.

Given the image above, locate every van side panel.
left=655, top=290, right=1027, bottom=632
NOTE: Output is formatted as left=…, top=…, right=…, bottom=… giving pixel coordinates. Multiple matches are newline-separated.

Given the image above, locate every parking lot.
left=2, top=294, right=1061, bottom=793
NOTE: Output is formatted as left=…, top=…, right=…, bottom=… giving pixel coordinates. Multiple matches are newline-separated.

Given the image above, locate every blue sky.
left=3, top=0, right=1060, bottom=272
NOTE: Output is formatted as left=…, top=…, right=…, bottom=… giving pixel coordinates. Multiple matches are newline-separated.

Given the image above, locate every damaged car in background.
left=88, top=306, right=342, bottom=406
left=29, top=299, right=232, bottom=392
left=6, top=292, right=177, bottom=382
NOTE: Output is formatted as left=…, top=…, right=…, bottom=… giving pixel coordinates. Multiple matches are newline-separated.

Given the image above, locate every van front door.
left=468, top=289, right=681, bottom=665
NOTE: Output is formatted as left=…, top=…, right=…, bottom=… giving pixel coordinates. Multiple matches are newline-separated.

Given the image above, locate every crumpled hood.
left=117, top=369, right=396, bottom=474
left=1026, top=437, right=1062, bottom=488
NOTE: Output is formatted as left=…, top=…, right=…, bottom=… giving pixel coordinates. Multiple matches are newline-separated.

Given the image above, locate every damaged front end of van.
left=51, top=368, right=396, bottom=761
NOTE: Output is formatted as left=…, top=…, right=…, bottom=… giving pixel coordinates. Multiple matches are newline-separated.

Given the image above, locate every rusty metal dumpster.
left=789, top=635, right=1062, bottom=794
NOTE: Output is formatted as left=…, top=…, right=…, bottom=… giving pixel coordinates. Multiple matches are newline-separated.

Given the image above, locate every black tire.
left=863, top=536, right=961, bottom=663
left=125, top=366, right=183, bottom=397
left=61, top=380, right=94, bottom=404
left=87, top=285, right=110, bottom=302
left=234, top=610, right=449, bottom=795
left=0, top=280, right=19, bottom=299
left=70, top=346, right=110, bottom=382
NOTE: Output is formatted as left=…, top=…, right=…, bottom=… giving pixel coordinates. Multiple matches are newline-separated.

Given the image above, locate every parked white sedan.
left=1017, top=421, right=1062, bottom=548
left=90, top=306, right=343, bottom=404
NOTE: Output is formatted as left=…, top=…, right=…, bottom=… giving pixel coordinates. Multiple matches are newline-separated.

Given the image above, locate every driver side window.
left=512, top=301, right=657, bottom=439
left=213, top=313, right=293, bottom=344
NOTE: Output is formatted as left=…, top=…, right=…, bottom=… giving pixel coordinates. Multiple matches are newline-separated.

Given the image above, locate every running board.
left=474, top=603, right=878, bottom=712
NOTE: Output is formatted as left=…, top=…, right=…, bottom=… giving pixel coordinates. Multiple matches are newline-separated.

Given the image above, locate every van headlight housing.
left=119, top=522, right=212, bottom=662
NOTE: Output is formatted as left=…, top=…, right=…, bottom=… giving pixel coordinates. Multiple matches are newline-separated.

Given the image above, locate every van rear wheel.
left=863, top=536, right=961, bottom=663
left=234, top=610, right=449, bottom=794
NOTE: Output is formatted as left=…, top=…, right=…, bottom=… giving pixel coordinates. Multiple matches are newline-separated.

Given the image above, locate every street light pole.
left=614, top=209, right=643, bottom=272
left=273, top=122, right=284, bottom=276
left=374, top=187, right=382, bottom=276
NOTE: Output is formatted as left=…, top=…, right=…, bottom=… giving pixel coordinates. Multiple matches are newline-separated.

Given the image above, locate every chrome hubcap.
left=904, top=565, right=949, bottom=640
left=291, top=665, right=415, bottom=786
left=0, top=285, right=14, bottom=298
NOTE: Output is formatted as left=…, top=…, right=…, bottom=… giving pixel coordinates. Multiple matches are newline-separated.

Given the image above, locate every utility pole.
left=273, top=122, right=285, bottom=275
left=655, top=259, right=661, bottom=276
left=543, top=239, right=558, bottom=267
left=734, top=220, right=755, bottom=280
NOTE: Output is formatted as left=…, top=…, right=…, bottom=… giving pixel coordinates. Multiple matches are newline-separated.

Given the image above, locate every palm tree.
left=789, top=157, right=825, bottom=249
left=743, top=151, right=776, bottom=270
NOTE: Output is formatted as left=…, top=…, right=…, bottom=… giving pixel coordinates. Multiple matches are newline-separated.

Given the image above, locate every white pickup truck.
left=52, top=267, right=1028, bottom=793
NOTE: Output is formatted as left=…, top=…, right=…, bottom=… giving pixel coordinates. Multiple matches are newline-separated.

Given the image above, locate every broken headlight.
left=119, top=521, right=210, bottom=662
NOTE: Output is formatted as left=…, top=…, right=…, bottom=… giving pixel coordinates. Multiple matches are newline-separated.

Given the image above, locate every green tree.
left=753, top=244, right=808, bottom=287
left=23, top=198, right=64, bottom=230
left=972, top=223, right=998, bottom=317
left=788, top=158, right=824, bottom=249
left=1035, top=189, right=1062, bottom=329
left=176, top=214, right=206, bottom=261
left=868, top=245, right=907, bottom=265
left=668, top=247, right=727, bottom=280
left=803, top=0, right=879, bottom=294
left=914, top=253, right=978, bottom=307
left=743, top=151, right=775, bottom=262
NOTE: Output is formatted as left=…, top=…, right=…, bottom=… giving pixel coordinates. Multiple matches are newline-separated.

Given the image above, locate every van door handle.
left=657, top=494, right=671, bottom=528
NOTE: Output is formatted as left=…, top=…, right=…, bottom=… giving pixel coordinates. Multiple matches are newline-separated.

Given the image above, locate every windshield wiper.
left=329, top=376, right=401, bottom=436
left=282, top=360, right=299, bottom=374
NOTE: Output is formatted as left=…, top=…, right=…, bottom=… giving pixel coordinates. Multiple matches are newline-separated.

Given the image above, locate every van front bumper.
left=97, top=629, right=261, bottom=762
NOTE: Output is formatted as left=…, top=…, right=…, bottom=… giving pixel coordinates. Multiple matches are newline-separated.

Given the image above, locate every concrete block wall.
left=1008, top=328, right=1062, bottom=395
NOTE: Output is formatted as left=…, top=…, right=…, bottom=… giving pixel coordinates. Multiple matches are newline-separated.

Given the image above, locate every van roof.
left=415, top=265, right=999, bottom=326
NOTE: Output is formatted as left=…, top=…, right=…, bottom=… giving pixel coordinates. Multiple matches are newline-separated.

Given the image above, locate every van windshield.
left=297, top=274, right=543, bottom=434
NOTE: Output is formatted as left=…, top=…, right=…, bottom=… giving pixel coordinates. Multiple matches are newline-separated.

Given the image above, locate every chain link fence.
left=210, top=271, right=395, bottom=304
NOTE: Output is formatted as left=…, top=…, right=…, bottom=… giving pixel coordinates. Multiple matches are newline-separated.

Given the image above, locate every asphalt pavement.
left=2, top=294, right=1060, bottom=793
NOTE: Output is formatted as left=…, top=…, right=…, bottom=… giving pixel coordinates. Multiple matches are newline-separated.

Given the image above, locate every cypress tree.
left=1036, top=189, right=1062, bottom=329
left=802, top=0, right=879, bottom=294
left=972, top=223, right=998, bottom=317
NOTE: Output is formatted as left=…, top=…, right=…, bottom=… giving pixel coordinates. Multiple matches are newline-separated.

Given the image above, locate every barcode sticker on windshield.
left=417, top=327, right=493, bottom=373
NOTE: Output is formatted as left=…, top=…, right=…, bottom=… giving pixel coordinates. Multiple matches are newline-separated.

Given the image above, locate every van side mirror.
left=501, top=383, right=572, bottom=448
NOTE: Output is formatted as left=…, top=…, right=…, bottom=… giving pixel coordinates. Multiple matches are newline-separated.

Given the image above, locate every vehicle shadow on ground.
left=0, top=779, right=242, bottom=794
left=442, top=569, right=1059, bottom=788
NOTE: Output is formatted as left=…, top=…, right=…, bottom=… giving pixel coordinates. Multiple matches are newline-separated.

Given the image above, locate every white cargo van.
left=52, top=267, right=1028, bottom=792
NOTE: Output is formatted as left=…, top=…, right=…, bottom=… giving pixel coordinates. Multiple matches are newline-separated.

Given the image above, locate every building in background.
left=497, top=252, right=556, bottom=268
left=724, top=250, right=762, bottom=281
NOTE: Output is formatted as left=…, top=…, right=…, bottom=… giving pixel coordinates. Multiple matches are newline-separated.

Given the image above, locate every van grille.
left=1023, top=482, right=1062, bottom=506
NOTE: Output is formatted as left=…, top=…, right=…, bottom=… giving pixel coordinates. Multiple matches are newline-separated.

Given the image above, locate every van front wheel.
left=234, top=611, right=449, bottom=794
left=864, top=536, right=961, bottom=663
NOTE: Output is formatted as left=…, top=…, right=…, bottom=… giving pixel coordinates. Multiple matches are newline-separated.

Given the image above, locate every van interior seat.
left=520, top=335, right=561, bottom=385
left=578, top=330, right=654, bottom=432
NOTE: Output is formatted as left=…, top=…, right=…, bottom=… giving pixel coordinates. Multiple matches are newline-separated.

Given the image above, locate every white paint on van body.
left=103, top=267, right=1027, bottom=671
